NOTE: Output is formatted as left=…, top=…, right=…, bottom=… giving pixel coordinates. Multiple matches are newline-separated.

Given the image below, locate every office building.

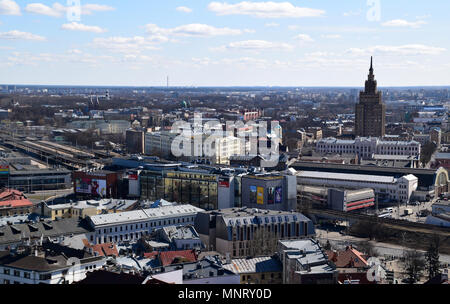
left=195, top=208, right=315, bottom=258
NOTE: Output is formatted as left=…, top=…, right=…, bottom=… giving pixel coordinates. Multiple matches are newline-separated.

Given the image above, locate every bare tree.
left=425, top=235, right=441, bottom=280
left=403, top=250, right=425, bottom=284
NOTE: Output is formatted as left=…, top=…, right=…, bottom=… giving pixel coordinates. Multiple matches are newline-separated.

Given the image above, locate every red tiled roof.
left=159, top=250, right=197, bottom=266
left=0, top=189, right=26, bottom=201
left=83, top=240, right=118, bottom=257
left=0, top=199, right=33, bottom=208
left=144, top=252, right=158, bottom=259
left=327, top=246, right=369, bottom=268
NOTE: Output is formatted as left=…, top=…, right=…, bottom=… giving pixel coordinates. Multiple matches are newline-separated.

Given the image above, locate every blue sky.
left=0, top=0, right=449, bottom=86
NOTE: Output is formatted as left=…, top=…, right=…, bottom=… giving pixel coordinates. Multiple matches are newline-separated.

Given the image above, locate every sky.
left=0, top=0, right=449, bottom=87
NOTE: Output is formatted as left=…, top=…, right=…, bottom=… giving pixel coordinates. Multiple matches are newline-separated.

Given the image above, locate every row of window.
left=96, top=216, right=195, bottom=235
left=2, top=268, right=50, bottom=281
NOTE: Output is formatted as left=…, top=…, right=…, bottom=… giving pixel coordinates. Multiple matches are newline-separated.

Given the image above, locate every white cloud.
left=92, top=36, right=163, bottom=54
left=25, top=2, right=114, bottom=18
left=265, top=22, right=279, bottom=27
left=208, top=1, right=325, bottom=18
left=145, top=23, right=245, bottom=38
left=62, top=22, right=107, bottom=33
left=81, top=4, right=115, bottom=15
left=25, top=3, right=65, bottom=17
left=381, top=19, right=427, bottom=29
left=0, top=30, right=46, bottom=41
left=321, top=34, right=341, bottom=39
left=0, top=0, right=20, bottom=15
left=176, top=6, right=192, bottom=13
left=347, top=44, right=446, bottom=56
left=343, top=10, right=362, bottom=17
left=213, top=40, right=294, bottom=51
left=294, top=34, right=313, bottom=42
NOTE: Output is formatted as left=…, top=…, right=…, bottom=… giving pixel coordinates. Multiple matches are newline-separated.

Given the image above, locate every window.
left=39, top=274, right=51, bottom=281
left=13, top=270, right=20, bottom=277
left=24, top=272, right=31, bottom=279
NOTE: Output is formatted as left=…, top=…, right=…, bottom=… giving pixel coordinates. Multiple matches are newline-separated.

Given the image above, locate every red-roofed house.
left=82, top=239, right=119, bottom=257
left=0, top=188, right=33, bottom=216
left=326, top=246, right=369, bottom=269
left=159, top=250, right=198, bottom=266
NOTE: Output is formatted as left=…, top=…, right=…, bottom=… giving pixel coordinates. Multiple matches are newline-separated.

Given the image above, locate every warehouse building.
left=295, top=170, right=418, bottom=204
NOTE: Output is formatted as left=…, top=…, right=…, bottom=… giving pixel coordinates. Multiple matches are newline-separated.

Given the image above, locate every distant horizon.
left=2, top=83, right=450, bottom=90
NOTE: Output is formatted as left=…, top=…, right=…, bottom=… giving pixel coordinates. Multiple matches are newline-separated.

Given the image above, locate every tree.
left=420, top=142, right=437, bottom=167
left=357, top=241, right=378, bottom=257
left=425, top=235, right=441, bottom=280
left=249, top=226, right=278, bottom=257
left=403, top=250, right=425, bottom=284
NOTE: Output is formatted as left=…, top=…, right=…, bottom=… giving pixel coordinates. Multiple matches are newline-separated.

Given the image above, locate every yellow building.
left=41, top=199, right=139, bottom=220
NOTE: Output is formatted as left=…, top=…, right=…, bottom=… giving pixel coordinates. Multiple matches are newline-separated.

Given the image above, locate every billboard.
left=268, top=187, right=275, bottom=205
left=0, top=165, right=9, bottom=175
left=257, top=187, right=264, bottom=205
left=275, top=187, right=283, bottom=204
left=249, top=186, right=257, bottom=204
left=76, top=178, right=107, bottom=196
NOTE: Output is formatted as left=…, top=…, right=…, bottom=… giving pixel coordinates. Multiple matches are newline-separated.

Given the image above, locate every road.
left=316, top=229, right=450, bottom=265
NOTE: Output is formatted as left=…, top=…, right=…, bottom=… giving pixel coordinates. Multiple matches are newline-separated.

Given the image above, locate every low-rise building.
left=316, top=137, right=421, bottom=160
left=0, top=244, right=106, bottom=284
left=0, top=189, right=33, bottom=217
left=278, top=239, right=338, bottom=284
left=157, top=225, right=203, bottom=250
left=87, top=204, right=204, bottom=245
left=40, top=199, right=139, bottom=220
left=223, top=256, right=283, bottom=284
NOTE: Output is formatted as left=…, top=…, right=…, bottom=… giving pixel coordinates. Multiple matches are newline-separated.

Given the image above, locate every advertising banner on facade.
left=76, top=178, right=107, bottom=196
left=257, top=187, right=264, bottom=205
left=275, top=187, right=283, bottom=204
left=250, top=186, right=257, bottom=204
left=268, top=187, right=275, bottom=205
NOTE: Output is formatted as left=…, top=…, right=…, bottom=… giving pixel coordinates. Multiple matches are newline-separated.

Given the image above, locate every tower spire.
left=370, top=56, right=373, bottom=74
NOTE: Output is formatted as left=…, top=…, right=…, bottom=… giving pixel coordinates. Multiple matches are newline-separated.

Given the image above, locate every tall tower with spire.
left=355, top=57, right=386, bottom=137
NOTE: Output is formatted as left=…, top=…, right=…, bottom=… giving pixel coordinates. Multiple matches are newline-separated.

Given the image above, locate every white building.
left=296, top=171, right=418, bottom=204
left=0, top=253, right=106, bottom=284
left=316, top=137, right=421, bottom=159
left=87, top=204, right=204, bottom=244
left=145, top=131, right=241, bottom=165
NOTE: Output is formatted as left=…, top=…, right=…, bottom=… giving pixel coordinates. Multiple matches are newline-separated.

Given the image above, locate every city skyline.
left=0, top=0, right=449, bottom=87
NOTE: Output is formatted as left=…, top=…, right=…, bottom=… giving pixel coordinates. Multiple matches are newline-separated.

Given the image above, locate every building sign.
left=128, top=174, right=138, bottom=180
left=0, top=165, right=9, bottom=175
left=268, top=187, right=275, bottom=205
left=219, top=177, right=230, bottom=188
left=275, top=187, right=283, bottom=204
left=76, top=178, right=107, bottom=196
left=257, top=187, right=264, bottom=205
left=249, top=186, right=257, bottom=204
